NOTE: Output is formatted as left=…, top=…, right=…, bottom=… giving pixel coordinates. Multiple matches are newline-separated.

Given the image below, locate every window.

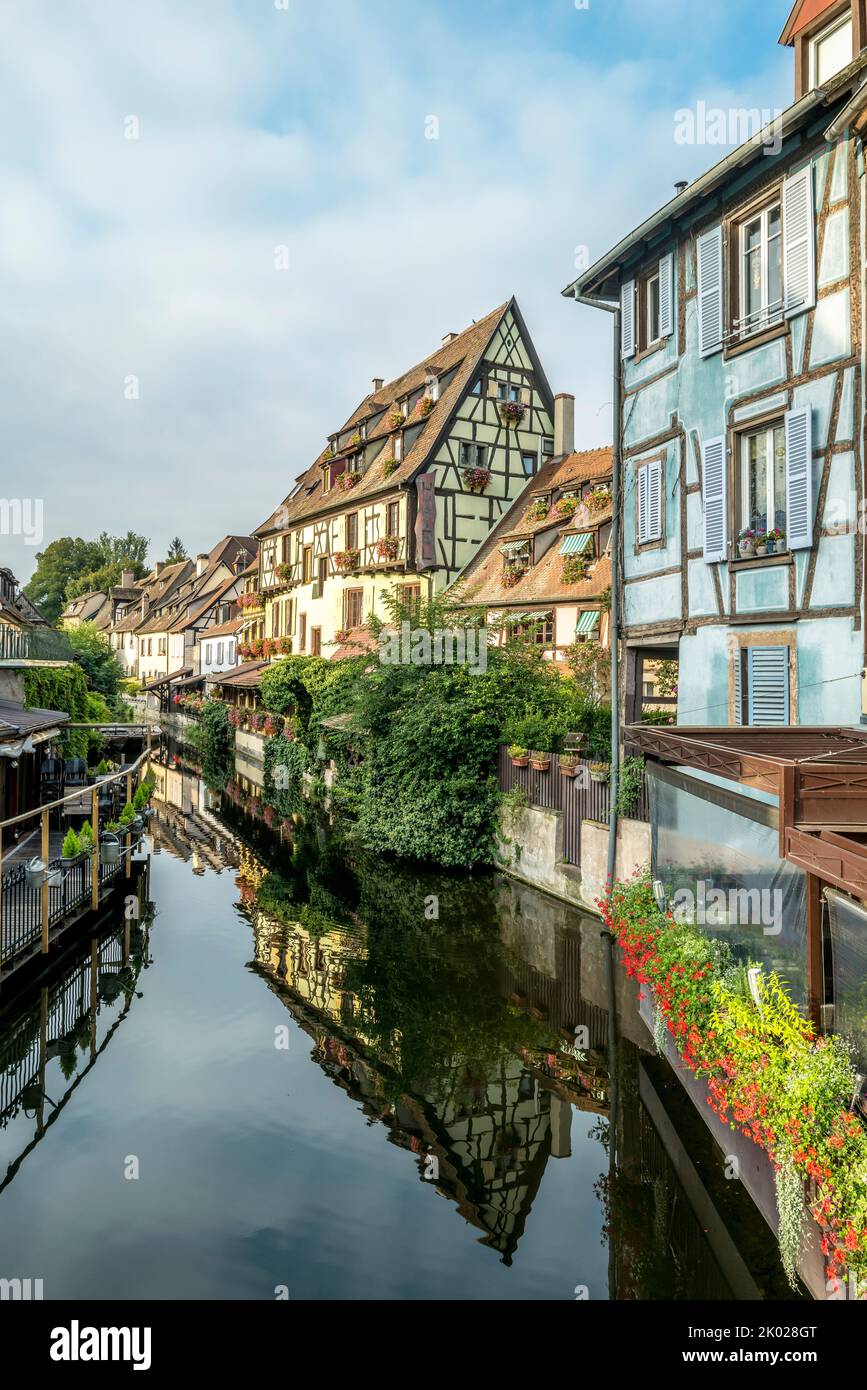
left=401, top=584, right=421, bottom=615
left=738, top=200, right=782, bottom=337
left=640, top=268, right=660, bottom=349
left=346, top=512, right=358, bottom=550
left=460, top=442, right=487, bottom=469
left=303, top=547, right=313, bottom=584
left=393, top=433, right=403, bottom=462
left=643, top=680, right=655, bottom=698
left=318, top=555, right=328, bottom=588
left=510, top=617, right=554, bottom=647
left=343, top=588, right=363, bottom=629
left=508, top=383, right=520, bottom=403
left=205, top=643, right=212, bottom=663
left=310, top=626, right=322, bottom=657
left=734, top=646, right=790, bottom=726
left=425, top=373, right=439, bottom=402
left=810, top=12, right=853, bottom=88
left=216, top=642, right=224, bottom=665
left=471, top=376, right=483, bottom=395
left=298, top=613, right=306, bottom=651
left=740, top=422, right=786, bottom=534
left=623, top=254, right=673, bottom=358
left=542, top=437, right=555, bottom=459
left=386, top=501, right=400, bottom=536
left=521, top=452, right=537, bottom=477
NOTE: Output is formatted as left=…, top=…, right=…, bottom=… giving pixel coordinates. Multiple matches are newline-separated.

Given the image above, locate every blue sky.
left=0, top=0, right=794, bottom=580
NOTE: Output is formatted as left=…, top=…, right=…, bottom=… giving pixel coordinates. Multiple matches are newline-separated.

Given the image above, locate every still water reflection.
left=0, top=748, right=796, bottom=1300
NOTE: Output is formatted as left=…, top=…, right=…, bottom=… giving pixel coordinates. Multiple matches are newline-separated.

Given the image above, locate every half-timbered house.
left=568, top=2, right=867, bottom=730
left=254, top=300, right=555, bottom=656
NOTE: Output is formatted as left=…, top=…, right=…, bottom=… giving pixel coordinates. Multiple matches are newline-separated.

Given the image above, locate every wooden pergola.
left=626, top=723, right=867, bottom=1023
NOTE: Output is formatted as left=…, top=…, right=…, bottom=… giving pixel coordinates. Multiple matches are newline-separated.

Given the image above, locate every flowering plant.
left=335, top=471, right=360, bottom=493
left=562, top=555, right=588, bottom=584
left=388, top=410, right=404, bottom=429
left=275, top=562, right=294, bottom=583
left=238, top=592, right=261, bottom=609
left=738, top=527, right=755, bottom=541
left=499, top=401, right=525, bottom=425
left=554, top=496, right=579, bottom=518
left=463, top=466, right=491, bottom=493
left=419, top=396, right=435, bottom=418
left=263, top=714, right=279, bottom=737
left=333, top=548, right=360, bottom=572
left=502, top=562, right=525, bottom=589
left=376, top=535, right=399, bottom=561
left=382, top=457, right=399, bottom=476
left=602, top=873, right=867, bottom=1287
left=585, top=486, right=611, bottom=515
left=248, top=711, right=263, bottom=732
left=525, top=499, right=549, bottom=522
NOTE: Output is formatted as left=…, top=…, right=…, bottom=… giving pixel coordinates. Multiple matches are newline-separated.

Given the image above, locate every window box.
left=529, top=751, right=550, bottom=772
left=463, top=466, right=491, bottom=494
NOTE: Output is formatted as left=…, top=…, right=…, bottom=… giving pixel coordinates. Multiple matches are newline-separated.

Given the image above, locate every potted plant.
left=562, top=555, right=588, bottom=583
left=335, top=471, right=360, bottom=493
left=508, top=744, right=529, bottom=768
left=334, top=548, right=360, bottom=573
left=78, top=820, right=95, bottom=857
left=502, top=562, right=525, bottom=589
left=419, top=396, right=435, bottom=418
left=589, top=761, right=610, bottom=783
left=529, top=749, right=551, bottom=772
left=376, top=536, right=399, bottom=562
left=737, top=526, right=756, bottom=558
left=525, top=498, right=549, bottom=522
left=554, top=496, right=580, bottom=518
left=61, top=827, right=81, bottom=866
left=382, top=457, right=399, bottom=476
left=119, top=802, right=138, bottom=836
left=767, top=527, right=786, bottom=554
left=585, top=486, right=611, bottom=516
left=463, top=466, right=491, bottom=494
left=754, top=530, right=769, bottom=557
left=559, top=751, right=581, bottom=777
left=388, top=410, right=404, bottom=429
left=499, top=401, right=526, bottom=426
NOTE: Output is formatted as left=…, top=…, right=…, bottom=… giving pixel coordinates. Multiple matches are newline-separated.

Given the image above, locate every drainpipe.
left=572, top=292, right=622, bottom=891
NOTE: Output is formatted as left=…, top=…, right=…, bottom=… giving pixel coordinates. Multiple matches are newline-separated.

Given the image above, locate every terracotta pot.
left=529, top=756, right=550, bottom=772
left=559, top=763, right=578, bottom=777
left=510, top=755, right=529, bottom=768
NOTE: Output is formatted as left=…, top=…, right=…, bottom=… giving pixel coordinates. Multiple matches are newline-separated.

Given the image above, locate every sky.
left=0, top=0, right=795, bottom=582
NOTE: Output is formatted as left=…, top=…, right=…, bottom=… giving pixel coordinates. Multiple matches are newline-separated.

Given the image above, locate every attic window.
left=810, top=12, right=852, bottom=88
left=424, top=372, right=439, bottom=402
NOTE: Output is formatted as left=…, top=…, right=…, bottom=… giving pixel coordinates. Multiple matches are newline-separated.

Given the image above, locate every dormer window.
left=424, top=371, right=439, bottom=402
left=401, top=398, right=409, bottom=418
left=393, top=434, right=403, bottom=462
left=810, top=10, right=852, bottom=87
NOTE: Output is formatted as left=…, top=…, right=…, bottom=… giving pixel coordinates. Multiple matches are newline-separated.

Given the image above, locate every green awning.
left=575, top=610, right=600, bottom=636
left=560, top=532, right=593, bottom=556
left=501, top=610, right=553, bottom=625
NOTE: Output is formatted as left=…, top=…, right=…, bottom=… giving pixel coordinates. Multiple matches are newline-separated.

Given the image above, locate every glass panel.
left=772, top=425, right=786, bottom=531
left=746, top=431, right=768, bottom=531
left=815, top=17, right=853, bottom=85
left=648, top=274, right=660, bottom=341
left=650, top=769, right=808, bottom=1007
left=825, top=889, right=867, bottom=1071
left=767, top=207, right=782, bottom=313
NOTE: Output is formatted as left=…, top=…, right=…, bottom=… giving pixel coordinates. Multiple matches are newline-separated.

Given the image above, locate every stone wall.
left=497, top=803, right=650, bottom=913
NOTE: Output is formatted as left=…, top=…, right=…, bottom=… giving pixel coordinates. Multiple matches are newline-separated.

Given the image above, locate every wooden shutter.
left=785, top=406, right=814, bottom=549
left=747, top=647, right=790, bottom=726
left=783, top=165, right=816, bottom=317
left=621, top=280, right=635, bottom=358
left=637, top=464, right=648, bottom=543
left=658, top=252, right=674, bottom=338
left=733, top=650, right=744, bottom=726
left=697, top=225, right=724, bottom=357
left=702, top=436, right=727, bottom=562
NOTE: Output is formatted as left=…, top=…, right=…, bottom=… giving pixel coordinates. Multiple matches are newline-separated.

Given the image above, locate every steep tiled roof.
left=454, top=447, right=613, bottom=607
left=256, top=301, right=519, bottom=536
left=197, top=616, right=242, bottom=639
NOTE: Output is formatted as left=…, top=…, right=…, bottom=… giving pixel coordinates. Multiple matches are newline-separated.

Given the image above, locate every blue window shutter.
left=785, top=406, right=814, bottom=550
left=697, top=225, right=724, bottom=357
left=783, top=165, right=816, bottom=318
left=702, top=436, right=727, bottom=563
left=658, top=252, right=674, bottom=339
left=747, top=647, right=790, bottom=726
left=733, top=651, right=743, bottom=726
left=621, top=280, right=636, bottom=358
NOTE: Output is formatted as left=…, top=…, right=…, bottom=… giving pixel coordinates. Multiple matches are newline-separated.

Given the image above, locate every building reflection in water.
left=143, top=741, right=795, bottom=1300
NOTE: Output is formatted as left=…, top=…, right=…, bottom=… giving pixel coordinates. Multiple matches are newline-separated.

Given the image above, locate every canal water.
left=0, top=751, right=798, bottom=1301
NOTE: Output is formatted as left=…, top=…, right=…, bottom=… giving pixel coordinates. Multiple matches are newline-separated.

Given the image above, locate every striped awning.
left=576, top=610, right=601, bottom=636
left=500, top=540, right=530, bottom=558
left=559, top=532, right=593, bottom=556
left=501, top=610, right=553, bottom=625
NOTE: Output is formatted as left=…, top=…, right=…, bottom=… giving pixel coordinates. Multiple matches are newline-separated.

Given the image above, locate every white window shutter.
left=697, top=225, right=724, bottom=357
left=702, top=436, right=727, bottom=562
left=637, top=464, right=648, bottom=543
left=733, top=651, right=743, bottom=726
left=646, top=459, right=663, bottom=541
left=783, top=165, right=816, bottom=317
left=658, top=252, right=674, bottom=339
left=621, top=280, right=636, bottom=358
left=747, top=647, right=790, bottom=726
left=785, top=406, right=813, bottom=549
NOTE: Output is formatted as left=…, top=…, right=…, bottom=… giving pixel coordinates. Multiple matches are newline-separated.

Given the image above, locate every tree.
left=166, top=537, right=188, bottom=563
left=64, top=622, right=125, bottom=708
left=25, top=531, right=149, bottom=623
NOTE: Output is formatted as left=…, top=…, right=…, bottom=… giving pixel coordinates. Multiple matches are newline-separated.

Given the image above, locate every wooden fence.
left=497, top=745, right=649, bottom=868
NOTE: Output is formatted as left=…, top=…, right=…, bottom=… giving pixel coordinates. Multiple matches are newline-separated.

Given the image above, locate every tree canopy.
left=24, top=532, right=149, bottom=623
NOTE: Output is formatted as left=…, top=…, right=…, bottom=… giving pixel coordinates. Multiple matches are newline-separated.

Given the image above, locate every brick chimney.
left=120, top=567, right=134, bottom=588
left=372, top=377, right=384, bottom=392
left=554, top=393, right=575, bottom=458
left=442, top=331, right=458, bottom=346
left=154, top=561, right=165, bottom=576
